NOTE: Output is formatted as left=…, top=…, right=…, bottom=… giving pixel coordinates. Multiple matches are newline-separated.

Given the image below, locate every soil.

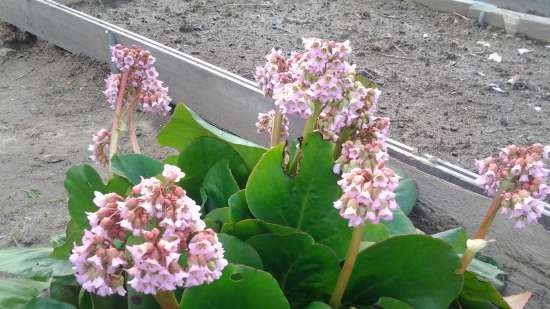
left=1, top=1, right=550, bottom=304
left=0, top=24, right=171, bottom=247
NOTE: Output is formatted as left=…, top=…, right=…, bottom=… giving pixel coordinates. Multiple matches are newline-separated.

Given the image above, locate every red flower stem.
left=329, top=224, right=365, bottom=309
left=128, top=95, right=141, bottom=154
left=154, top=291, right=179, bottom=309
left=108, top=70, right=130, bottom=169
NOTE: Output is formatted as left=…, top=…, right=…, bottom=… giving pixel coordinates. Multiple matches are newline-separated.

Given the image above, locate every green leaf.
left=64, top=164, right=106, bottom=228
left=205, top=208, right=231, bottom=232
left=78, top=290, right=92, bottom=309
left=372, top=297, right=415, bottom=309
left=51, top=220, right=84, bottom=260
left=111, top=154, right=163, bottom=185
left=362, top=222, right=390, bottom=243
left=228, top=190, right=252, bottom=222
left=305, top=301, right=332, bottom=309
left=246, top=133, right=351, bottom=258
left=247, top=233, right=340, bottom=308
left=202, top=161, right=240, bottom=212
left=356, top=74, right=379, bottom=89
left=394, top=177, right=417, bottom=215
left=468, top=258, right=505, bottom=289
left=459, top=272, right=511, bottom=309
left=157, top=104, right=265, bottom=170
left=91, top=294, right=126, bottom=309
left=221, top=219, right=298, bottom=241
left=127, top=287, right=161, bottom=309
left=180, top=264, right=290, bottom=309
left=218, top=234, right=263, bottom=269
left=178, top=137, right=249, bottom=200
left=105, top=175, right=131, bottom=196
left=0, top=278, right=49, bottom=309
left=432, top=227, right=468, bottom=254
left=0, top=248, right=72, bottom=281
left=380, top=208, right=417, bottom=236
left=49, top=276, right=80, bottom=307
left=16, top=297, right=77, bottom=309
left=346, top=235, right=463, bottom=309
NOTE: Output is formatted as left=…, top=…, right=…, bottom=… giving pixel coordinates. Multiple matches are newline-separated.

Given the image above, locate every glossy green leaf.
left=111, top=154, right=163, bottom=185
left=91, top=294, right=126, bottom=309
left=49, top=276, right=80, bottom=307
left=16, top=297, right=77, bottom=309
left=247, top=233, right=340, bottom=308
left=221, top=219, right=298, bottom=241
left=346, top=235, right=463, bottom=309
left=105, top=175, right=131, bottom=196
left=372, top=297, right=415, bottom=309
left=218, top=233, right=263, bottom=269
left=305, top=301, right=332, bottom=309
left=0, top=248, right=72, bottom=280
left=394, top=177, right=417, bottom=215
left=459, top=272, right=511, bottom=309
left=228, top=190, right=252, bottom=222
left=246, top=133, right=351, bottom=258
left=381, top=208, right=417, bottom=236
left=51, top=220, right=83, bottom=260
left=180, top=264, right=290, bottom=309
left=202, top=160, right=240, bottom=212
left=78, top=290, right=92, bottom=309
left=362, top=222, right=390, bottom=243
left=127, top=287, right=161, bottom=309
left=178, top=137, right=248, bottom=200
left=157, top=104, right=265, bottom=170
left=432, top=227, right=468, bottom=254
left=468, top=258, right=505, bottom=289
left=205, top=207, right=231, bottom=229
left=0, top=278, right=49, bottom=309
left=64, top=164, right=106, bottom=228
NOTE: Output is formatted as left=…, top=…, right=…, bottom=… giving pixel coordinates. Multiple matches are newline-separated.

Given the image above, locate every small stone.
left=0, top=48, right=15, bottom=57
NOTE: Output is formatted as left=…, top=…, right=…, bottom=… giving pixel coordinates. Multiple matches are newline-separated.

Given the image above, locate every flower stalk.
left=128, top=95, right=141, bottom=154
left=270, top=108, right=283, bottom=146
left=329, top=224, right=365, bottom=309
left=108, top=70, right=130, bottom=167
left=154, top=291, right=179, bottom=309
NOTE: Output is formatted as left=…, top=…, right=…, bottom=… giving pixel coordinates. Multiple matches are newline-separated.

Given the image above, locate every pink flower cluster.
left=104, top=44, right=171, bottom=116
left=334, top=137, right=399, bottom=227
left=255, top=109, right=289, bottom=140
left=88, top=129, right=111, bottom=166
left=70, top=165, right=227, bottom=296
left=255, top=39, right=381, bottom=141
left=476, top=144, right=550, bottom=228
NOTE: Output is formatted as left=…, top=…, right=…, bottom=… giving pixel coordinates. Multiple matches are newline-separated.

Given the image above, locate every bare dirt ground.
left=72, top=0, right=550, bottom=168
left=0, top=25, right=170, bottom=247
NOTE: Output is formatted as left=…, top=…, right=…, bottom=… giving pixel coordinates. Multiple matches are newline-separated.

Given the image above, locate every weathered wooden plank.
left=392, top=159, right=550, bottom=307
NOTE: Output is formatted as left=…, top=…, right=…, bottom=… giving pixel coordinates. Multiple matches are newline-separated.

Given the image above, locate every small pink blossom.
left=184, top=229, right=228, bottom=287
left=255, top=109, right=290, bottom=141
left=162, top=164, right=185, bottom=183
left=88, top=129, right=111, bottom=166
left=103, top=73, right=121, bottom=110
left=88, top=191, right=125, bottom=241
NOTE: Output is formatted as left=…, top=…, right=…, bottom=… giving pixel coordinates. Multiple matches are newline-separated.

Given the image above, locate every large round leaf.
left=305, top=301, right=332, bottom=309
left=111, top=154, right=163, bottom=185
left=459, top=272, right=511, bottom=309
left=0, top=278, right=49, bottom=309
left=246, top=133, right=351, bottom=258
left=432, top=227, right=467, bottom=254
left=247, top=233, right=340, bottom=308
left=345, top=235, right=463, bottom=309
left=51, top=220, right=84, bottom=260
left=64, top=165, right=106, bottom=228
left=218, top=233, right=263, bottom=269
left=0, top=248, right=72, bottom=280
left=157, top=104, right=265, bottom=170
left=180, top=264, right=290, bottom=309
left=201, top=160, right=239, bottom=212
left=17, top=297, right=77, bottom=309
left=221, top=219, right=298, bottom=241
left=228, top=190, right=252, bottom=222
left=177, top=137, right=248, bottom=200
left=394, top=177, right=417, bottom=215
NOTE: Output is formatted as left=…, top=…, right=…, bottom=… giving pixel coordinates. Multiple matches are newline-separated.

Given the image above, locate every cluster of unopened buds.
left=70, top=165, right=227, bottom=296
left=255, top=38, right=381, bottom=142
left=476, top=144, right=550, bottom=228
left=333, top=137, right=399, bottom=227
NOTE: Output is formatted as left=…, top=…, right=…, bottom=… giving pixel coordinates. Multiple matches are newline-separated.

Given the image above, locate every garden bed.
left=1, top=0, right=550, bottom=308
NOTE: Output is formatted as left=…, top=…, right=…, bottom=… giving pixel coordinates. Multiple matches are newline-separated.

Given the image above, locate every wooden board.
left=1, top=0, right=549, bottom=306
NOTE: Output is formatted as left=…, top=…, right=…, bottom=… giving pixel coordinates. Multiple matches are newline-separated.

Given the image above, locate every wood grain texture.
left=391, top=159, right=550, bottom=308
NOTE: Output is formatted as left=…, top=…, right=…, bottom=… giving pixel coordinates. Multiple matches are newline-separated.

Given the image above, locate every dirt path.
left=72, top=0, right=550, bottom=169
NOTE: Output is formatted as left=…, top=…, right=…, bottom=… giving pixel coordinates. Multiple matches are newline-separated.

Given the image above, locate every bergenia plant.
left=0, top=39, right=547, bottom=309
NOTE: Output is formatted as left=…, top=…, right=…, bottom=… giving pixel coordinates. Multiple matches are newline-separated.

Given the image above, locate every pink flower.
left=70, top=231, right=127, bottom=296
left=88, top=129, right=111, bottom=166
left=255, top=109, right=290, bottom=140
left=162, top=164, right=185, bottom=183
left=126, top=230, right=187, bottom=294
left=476, top=144, right=549, bottom=228
left=184, top=229, right=228, bottom=287
left=88, top=191, right=125, bottom=241
left=103, top=73, right=121, bottom=110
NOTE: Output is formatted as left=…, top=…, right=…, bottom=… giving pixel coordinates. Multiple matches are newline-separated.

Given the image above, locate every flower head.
left=184, top=229, right=228, bottom=287
left=88, top=129, right=111, bottom=166
left=255, top=109, right=290, bottom=141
